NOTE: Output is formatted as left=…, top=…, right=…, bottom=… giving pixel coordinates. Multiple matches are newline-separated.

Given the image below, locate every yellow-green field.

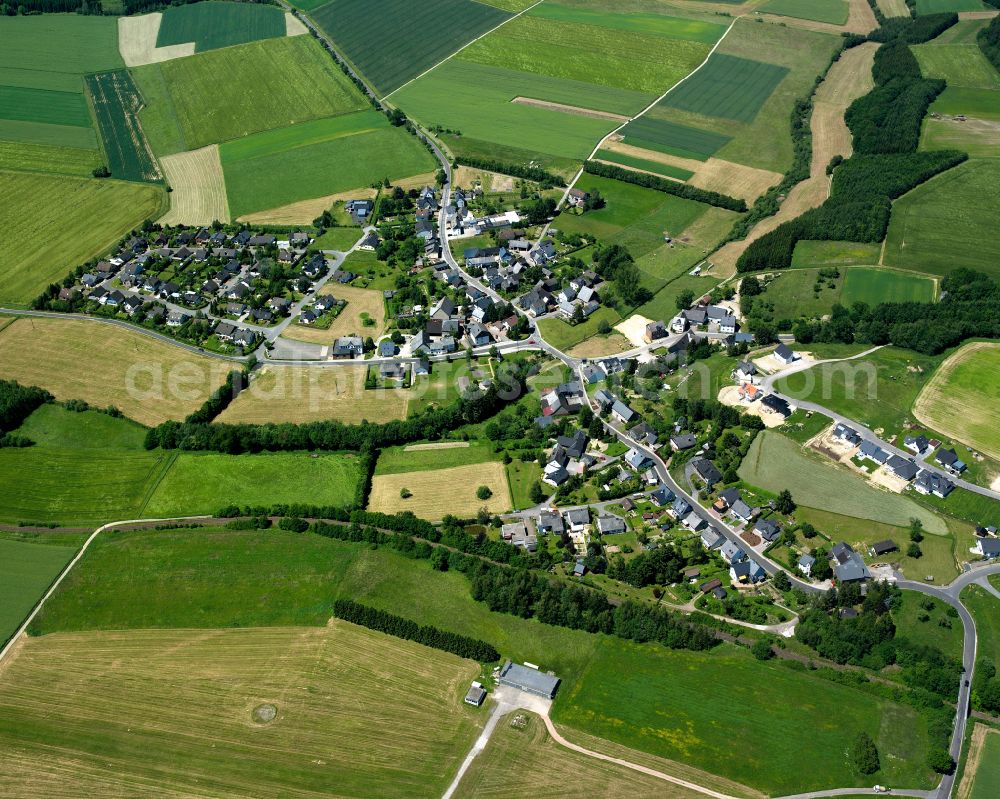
left=281, top=284, right=386, bottom=344
left=0, top=171, right=165, bottom=306
left=0, top=623, right=483, bottom=798
left=0, top=317, right=230, bottom=425
left=368, top=462, right=512, bottom=520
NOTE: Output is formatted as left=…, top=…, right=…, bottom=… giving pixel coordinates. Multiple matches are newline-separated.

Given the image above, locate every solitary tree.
left=909, top=518, right=924, bottom=542
left=775, top=489, right=796, bottom=515
left=400, top=487, right=412, bottom=499
left=851, top=732, right=880, bottom=775
left=476, top=485, right=493, bottom=500
left=751, top=639, right=775, bottom=661
left=907, top=542, right=923, bottom=559
left=529, top=481, right=546, bottom=505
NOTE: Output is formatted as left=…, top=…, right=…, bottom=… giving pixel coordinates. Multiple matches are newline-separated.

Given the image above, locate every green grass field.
left=0, top=140, right=99, bottom=177
left=0, top=538, right=76, bottom=646
left=970, top=732, right=1000, bottom=799
left=85, top=70, right=161, bottom=183
left=133, top=35, right=368, bottom=154
left=528, top=3, right=727, bottom=45
left=144, top=451, right=361, bottom=517
left=891, top=590, right=965, bottom=662
left=915, top=0, right=986, bottom=12
left=760, top=0, right=850, bottom=24
left=660, top=53, right=789, bottom=124
left=537, top=306, right=622, bottom=351
left=619, top=116, right=732, bottom=161
left=930, top=86, right=1000, bottom=120
left=961, top=585, right=1000, bottom=667
left=0, top=85, right=91, bottom=128
left=841, top=267, right=936, bottom=305
left=506, top=459, right=548, bottom=510
left=738, top=431, right=947, bottom=532
left=393, top=60, right=634, bottom=160
left=913, top=43, right=1000, bottom=90
left=157, top=1, right=286, bottom=52
left=0, top=170, right=164, bottom=307
left=221, top=112, right=435, bottom=217
left=312, top=0, right=512, bottom=96
left=374, top=441, right=496, bottom=475
left=311, top=226, right=363, bottom=250
left=928, top=18, right=991, bottom=45
left=885, top=160, right=1000, bottom=281
left=791, top=240, right=883, bottom=268
left=595, top=148, right=694, bottom=181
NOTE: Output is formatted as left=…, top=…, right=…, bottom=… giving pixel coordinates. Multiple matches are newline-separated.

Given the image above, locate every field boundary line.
left=381, top=0, right=546, bottom=101
left=0, top=515, right=212, bottom=665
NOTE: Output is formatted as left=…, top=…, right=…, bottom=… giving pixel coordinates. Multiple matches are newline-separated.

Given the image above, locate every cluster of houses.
left=669, top=301, right=741, bottom=337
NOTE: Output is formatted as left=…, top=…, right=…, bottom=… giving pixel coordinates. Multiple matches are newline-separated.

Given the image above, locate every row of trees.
left=978, top=13, right=1000, bottom=72
left=582, top=161, right=747, bottom=212
left=332, top=599, right=500, bottom=662
left=737, top=12, right=962, bottom=273
left=184, top=369, right=246, bottom=424
left=453, top=156, right=565, bottom=188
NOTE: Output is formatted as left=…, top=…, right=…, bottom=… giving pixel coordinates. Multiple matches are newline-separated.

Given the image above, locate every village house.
left=773, top=343, right=799, bottom=365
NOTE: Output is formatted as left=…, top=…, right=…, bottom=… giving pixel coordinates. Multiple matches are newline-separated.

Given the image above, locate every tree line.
left=453, top=156, right=565, bottom=188
left=736, top=13, right=962, bottom=274
left=0, top=379, right=51, bottom=446
left=332, top=599, right=500, bottom=662
left=978, top=13, right=1000, bottom=73
left=582, top=161, right=747, bottom=212
left=183, top=369, right=246, bottom=424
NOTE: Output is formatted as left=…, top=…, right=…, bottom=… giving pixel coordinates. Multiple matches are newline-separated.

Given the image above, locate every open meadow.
left=914, top=342, right=1000, bottom=461
left=133, top=35, right=368, bottom=154
left=0, top=172, right=165, bottom=307
left=0, top=538, right=76, bottom=646
left=738, top=431, right=947, bottom=532
left=368, top=461, right=512, bottom=519
left=885, top=159, right=1000, bottom=281
left=0, top=317, right=228, bottom=424
left=0, top=624, right=483, bottom=799
left=760, top=0, right=850, bottom=25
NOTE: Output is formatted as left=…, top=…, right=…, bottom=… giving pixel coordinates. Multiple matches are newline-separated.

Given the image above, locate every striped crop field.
left=619, top=117, right=732, bottom=161
left=156, top=0, right=286, bottom=53
left=86, top=70, right=161, bottom=183
left=660, top=53, right=790, bottom=123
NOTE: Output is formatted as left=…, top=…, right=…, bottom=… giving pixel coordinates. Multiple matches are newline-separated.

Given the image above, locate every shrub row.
left=184, top=369, right=246, bottom=425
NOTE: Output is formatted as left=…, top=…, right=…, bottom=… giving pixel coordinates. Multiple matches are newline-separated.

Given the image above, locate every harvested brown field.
left=0, top=317, right=229, bottom=425
left=707, top=43, right=877, bottom=278
left=568, top=334, right=631, bottom=358
left=285, top=11, right=307, bottom=36
left=875, top=0, right=910, bottom=18
left=160, top=145, right=230, bottom=225
left=512, top=97, right=628, bottom=122
left=319, top=284, right=386, bottom=340
left=689, top=159, right=783, bottom=204
left=453, top=166, right=516, bottom=193
left=219, top=365, right=411, bottom=424
left=118, top=13, right=194, bottom=67
left=0, top=625, right=483, bottom=799
left=368, top=462, right=512, bottom=520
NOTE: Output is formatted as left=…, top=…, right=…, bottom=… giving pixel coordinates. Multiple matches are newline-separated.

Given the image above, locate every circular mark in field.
left=252, top=703, right=277, bottom=724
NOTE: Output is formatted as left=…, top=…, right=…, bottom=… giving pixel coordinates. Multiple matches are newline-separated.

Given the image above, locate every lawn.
left=0, top=624, right=483, bottom=799
left=368, top=462, right=512, bottom=519
left=738, top=431, right=947, bottom=532
left=506, top=459, right=548, bottom=511
left=884, top=159, right=1000, bottom=282
left=553, top=637, right=936, bottom=795
left=133, top=35, right=368, bottom=153
left=538, top=307, right=622, bottom=351
left=0, top=538, right=76, bottom=647
left=0, top=172, right=164, bottom=307
left=311, top=0, right=512, bottom=96
left=791, top=240, right=883, bottom=268
left=913, top=342, right=1000, bottom=461
left=156, top=1, right=286, bottom=52
left=760, top=0, right=850, bottom=24
left=144, top=451, right=361, bottom=517
left=221, top=112, right=435, bottom=217
left=774, top=346, right=945, bottom=436
left=311, top=226, right=363, bottom=251
left=0, top=405, right=175, bottom=526
left=0, top=317, right=229, bottom=424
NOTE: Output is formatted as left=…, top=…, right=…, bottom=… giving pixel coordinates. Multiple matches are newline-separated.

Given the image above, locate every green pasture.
left=0, top=141, right=99, bottom=177
left=0, top=86, right=90, bottom=128
left=219, top=110, right=385, bottom=161
left=774, top=346, right=944, bottom=436
left=920, top=116, right=1000, bottom=158
left=393, top=60, right=624, bottom=159
left=507, top=460, right=548, bottom=510
left=841, top=267, right=936, bottom=305
left=440, top=134, right=581, bottom=181
left=288, top=0, right=328, bottom=10
left=915, top=0, right=987, bottom=12
left=927, top=18, right=991, bottom=44
left=620, top=117, right=732, bottom=161
left=0, top=118, right=96, bottom=151
left=222, top=124, right=434, bottom=218
left=157, top=1, right=286, bottom=53
left=661, top=53, right=789, bottom=124
left=133, top=35, right=368, bottom=154
left=738, top=431, right=947, bottom=533
left=971, top=732, right=1000, bottom=799
left=0, top=15, right=123, bottom=77
left=961, top=585, right=1000, bottom=667
left=143, top=451, right=361, bottom=517
left=312, top=0, right=511, bottom=96
left=930, top=86, right=1000, bottom=120
left=637, top=271, right=719, bottom=321
left=458, top=13, right=712, bottom=97
left=760, top=0, right=849, bottom=25
left=86, top=70, right=161, bottom=183
left=0, top=538, right=76, bottom=647
left=374, top=441, right=497, bottom=475
left=528, top=3, right=727, bottom=44
left=885, top=159, right=1000, bottom=281
left=756, top=267, right=847, bottom=320
left=891, top=591, right=965, bottom=662
left=913, top=43, right=1000, bottom=90
left=595, top=149, right=694, bottom=181
left=0, top=170, right=164, bottom=307
left=791, top=240, right=883, bottom=268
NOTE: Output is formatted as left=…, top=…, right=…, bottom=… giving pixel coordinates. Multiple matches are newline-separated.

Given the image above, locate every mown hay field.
left=913, top=42, right=1000, bottom=91
left=738, top=431, right=946, bottom=532
left=157, top=0, right=286, bottom=53
left=159, top=144, right=230, bottom=225
left=0, top=172, right=165, bottom=306
left=375, top=440, right=495, bottom=475
left=85, top=69, right=161, bottom=183
left=760, top=0, right=850, bottom=25
left=0, top=538, right=76, bottom=646
left=368, top=462, right=512, bottom=519
left=0, top=317, right=227, bottom=424
left=913, top=342, right=1000, bottom=461
left=0, top=140, right=100, bottom=177
left=311, top=0, right=512, bottom=96
left=133, top=35, right=368, bottom=154
left=0, top=624, right=483, bottom=799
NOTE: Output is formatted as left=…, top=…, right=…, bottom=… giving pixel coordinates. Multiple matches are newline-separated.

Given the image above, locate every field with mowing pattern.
left=157, top=1, right=286, bottom=52
left=618, top=116, right=732, bottom=161
left=311, top=0, right=512, bottom=96
left=0, top=140, right=99, bottom=177
left=0, top=318, right=228, bottom=424
left=375, top=441, right=496, bottom=475
left=133, top=35, right=368, bottom=154
left=595, top=149, right=694, bottom=181
left=885, top=159, right=1000, bottom=281
left=791, top=240, right=883, bottom=267
left=660, top=53, right=789, bottom=123
left=0, top=172, right=164, bottom=306
left=913, top=342, right=1000, bottom=461
left=85, top=69, right=161, bottom=183
left=0, top=538, right=77, bottom=647
left=368, top=462, right=512, bottom=519
left=913, top=43, right=1000, bottom=90
left=160, top=144, right=230, bottom=225
left=0, top=624, right=483, bottom=799
left=738, top=431, right=947, bottom=532
left=761, top=0, right=850, bottom=25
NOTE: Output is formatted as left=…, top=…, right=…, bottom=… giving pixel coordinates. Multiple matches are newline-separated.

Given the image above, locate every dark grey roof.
left=498, top=661, right=560, bottom=698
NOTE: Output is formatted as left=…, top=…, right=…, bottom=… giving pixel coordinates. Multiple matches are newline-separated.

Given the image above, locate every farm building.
left=464, top=682, right=487, bottom=707
left=498, top=661, right=560, bottom=699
